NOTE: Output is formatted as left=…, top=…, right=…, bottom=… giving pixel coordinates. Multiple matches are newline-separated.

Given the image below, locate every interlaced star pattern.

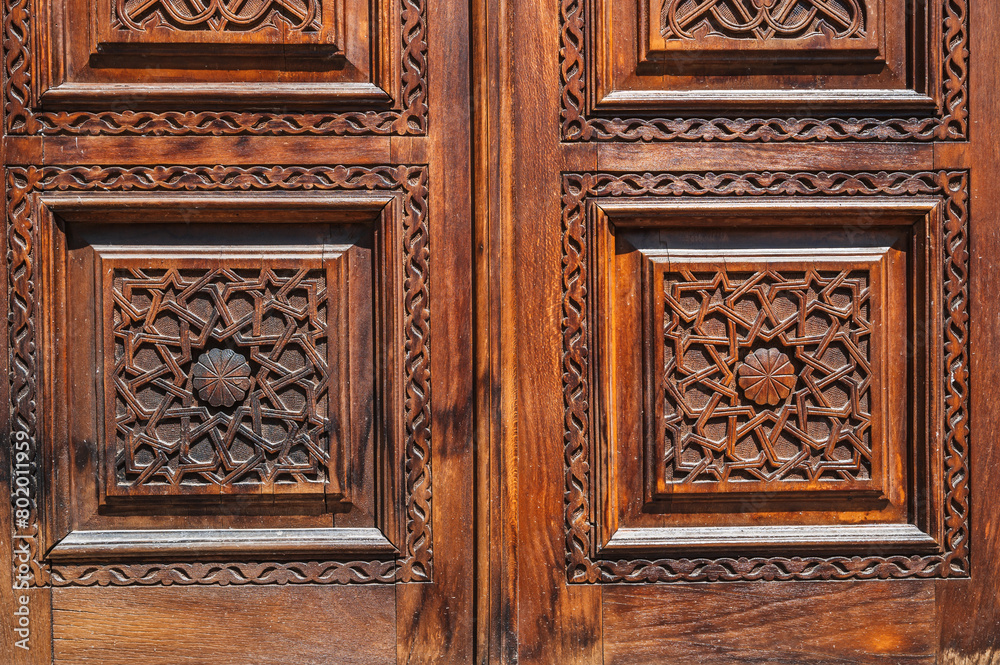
left=662, top=268, right=873, bottom=484
left=111, top=267, right=331, bottom=491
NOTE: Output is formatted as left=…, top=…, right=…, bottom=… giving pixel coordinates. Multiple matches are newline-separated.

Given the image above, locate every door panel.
left=1, top=0, right=471, bottom=658
left=485, top=0, right=995, bottom=660
left=560, top=0, right=964, bottom=141
left=563, top=172, right=967, bottom=584
left=16, top=0, right=426, bottom=132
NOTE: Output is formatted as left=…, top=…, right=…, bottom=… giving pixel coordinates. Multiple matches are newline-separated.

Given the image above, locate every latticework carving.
left=661, top=0, right=867, bottom=41
left=114, top=0, right=322, bottom=33
left=562, top=170, right=969, bottom=583
left=2, top=0, right=426, bottom=135
left=7, top=164, right=432, bottom=585
left=559, top=0, right=967, bottom=141
left=662, top=268, right=873, bottom=484
left=111, top=267, right=332, bottom=492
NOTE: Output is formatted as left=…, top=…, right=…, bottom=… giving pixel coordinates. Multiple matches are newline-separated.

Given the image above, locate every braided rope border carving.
left=562, top=171, right=969, bottom=583
left=7, top=165, right=432, bottom=586
left=559, top=0, right=968, bottom=141
left=2, top=0, right=427, bottom=135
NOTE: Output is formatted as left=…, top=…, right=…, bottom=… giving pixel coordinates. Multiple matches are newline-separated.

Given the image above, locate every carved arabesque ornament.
left=115, top=0, right=323, bottom=33
left=661, top=0, right=867, bottom=41
left=7, top=164, right=432, bottom=586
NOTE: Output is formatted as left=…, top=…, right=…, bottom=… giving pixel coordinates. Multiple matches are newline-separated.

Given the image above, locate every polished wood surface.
left=478, top=0, right=998, bottom=661
left=1, top=0, right=998, bottom=661
left=0, top=0, right=472, bottom=659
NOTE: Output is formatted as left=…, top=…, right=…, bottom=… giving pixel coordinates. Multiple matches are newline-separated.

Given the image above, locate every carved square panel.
left=8, top=165, right=433, bottom=587
left=646, top=255, right=895, bottom=504
left=4, top=0, right=426, bottom=134
left=560, top=0, right=967, bottom=141
left=562, top=171, right=970, bottom=583
left=101, top=256, right=349, bottom=500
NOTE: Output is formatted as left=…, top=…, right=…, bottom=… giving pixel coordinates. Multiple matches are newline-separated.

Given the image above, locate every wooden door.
left=477, top=0, right=1000, bottom=662
left=0, top=0, right=473, bottom=662
left=3, top=0, right=999, bottom=661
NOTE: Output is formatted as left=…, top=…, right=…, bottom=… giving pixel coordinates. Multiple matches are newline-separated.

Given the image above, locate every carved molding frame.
left=7, top=164, right=432, bottom=586
left=559, top=0, right=969, bottom=141
left=561, top=170, right=970, bottom=583
left=2, top=0, right=427, bottom=135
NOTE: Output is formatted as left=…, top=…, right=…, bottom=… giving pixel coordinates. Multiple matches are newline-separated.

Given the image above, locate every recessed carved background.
left=661, top=268, right=873, bottom=485
left=114, top=0, right=323, bottom=33
left=110, top=266, right=332, bottom=493
left=661, top=0, right=867, bottom=42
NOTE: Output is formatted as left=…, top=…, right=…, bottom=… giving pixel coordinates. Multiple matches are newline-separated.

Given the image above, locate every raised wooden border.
left=7, top=164, right=433, bottom=586
left=561, top=170, right=970, bottom=582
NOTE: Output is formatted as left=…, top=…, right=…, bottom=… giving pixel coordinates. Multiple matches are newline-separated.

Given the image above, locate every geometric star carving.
left=662, top=268, right=873, bottom=484
left=111, top=266, right=331, bottom=491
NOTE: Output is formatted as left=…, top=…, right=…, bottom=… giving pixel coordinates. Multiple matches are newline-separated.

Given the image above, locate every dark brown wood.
left=52, top=586, right=396, bottom=665
left=933, top=1, right=1000, bottom=662
left=603, top=582, right=937, bottom=665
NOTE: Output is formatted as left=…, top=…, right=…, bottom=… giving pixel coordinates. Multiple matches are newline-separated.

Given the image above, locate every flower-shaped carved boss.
left=191, top=348, right=251, bottom=407
left=737, top=348, right=797, bottom=406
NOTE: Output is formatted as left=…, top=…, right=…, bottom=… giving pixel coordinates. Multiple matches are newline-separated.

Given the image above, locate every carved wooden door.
left=0, top=0, right=473, bottom=661
left=477, top=0, right=1000, bottom=661
left=3, top=0, right=999, bottom=660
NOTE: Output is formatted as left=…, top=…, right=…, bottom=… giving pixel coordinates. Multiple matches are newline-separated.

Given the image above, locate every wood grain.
left=935, top=0, right=1000, bottom=659
left=52, top=586, right=395, bottom=665
left=2, top=0, right=469, bottom=658
left=603, top=582, right=936, bottom=665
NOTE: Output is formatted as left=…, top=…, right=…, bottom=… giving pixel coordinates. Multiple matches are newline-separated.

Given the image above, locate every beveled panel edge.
left=47, top=527, right=398, bottom=562
left=600, top=524, right=940, bottom=557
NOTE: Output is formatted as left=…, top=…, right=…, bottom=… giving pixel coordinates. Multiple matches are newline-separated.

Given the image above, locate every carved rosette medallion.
left=737, top=347, right=796, bottom=406
left=191, top=348, right=252, bottom=407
